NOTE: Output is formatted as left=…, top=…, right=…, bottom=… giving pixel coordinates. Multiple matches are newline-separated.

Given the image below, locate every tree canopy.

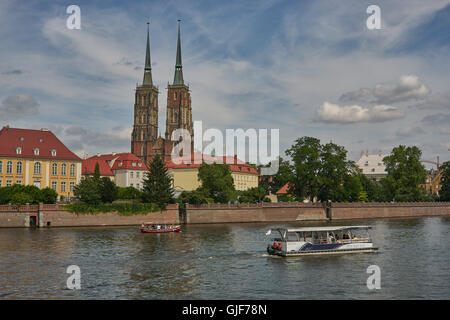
left=141, top=154, right=174, bottom=209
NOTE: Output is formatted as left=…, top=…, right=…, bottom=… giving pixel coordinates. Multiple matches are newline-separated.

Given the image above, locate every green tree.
left=316, top=142, right=349, bottom=202
left=178, top=190, right=209, bottom=205
left=100, top=177, right=118, bottom=203
left=141, top=154, right=174, bottom=209
left=258, top=157, right=292, bottom=194
left=117, top=186, right=142, bottom=200
left=10, top=192, right=33, bottom=205
left=197, top=162, right=236, bottom=203
left=358, top=174, right=383, bottom=202
left=285, top=137, right=322, bottom=202
left=381, top=145, right=427, bottom=201
left=439, top=161, right=450, bottom=201
left=41, top=187, right=58, bottom=204
left=73, top=177, right=102, bottom=205
left=238, top=186, right=270, bottom=203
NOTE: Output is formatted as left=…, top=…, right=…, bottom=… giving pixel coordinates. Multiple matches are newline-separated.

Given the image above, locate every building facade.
left=131, top=21, right=193, bottom=165
left=166, top=153, right=259, bottom=195
left=420, top=168, right=443, bottom=196
left=0, top=126, right=82, bottom=198
left=82, top=153, right=148, bottom=190
left=356, top=151, right=388, bottom=181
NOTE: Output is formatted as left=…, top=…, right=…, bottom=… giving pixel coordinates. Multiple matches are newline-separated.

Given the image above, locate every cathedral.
left=131, top=21, right=193, bottom=165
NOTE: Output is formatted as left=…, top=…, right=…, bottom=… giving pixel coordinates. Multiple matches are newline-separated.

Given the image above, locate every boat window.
left=286, top=232, right=299, bottom=241
left=303, top=232, right=312, bottom=242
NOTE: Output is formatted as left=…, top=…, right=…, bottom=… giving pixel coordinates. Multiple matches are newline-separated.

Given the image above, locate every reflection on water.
left=0, top=217, right=449, bottom=299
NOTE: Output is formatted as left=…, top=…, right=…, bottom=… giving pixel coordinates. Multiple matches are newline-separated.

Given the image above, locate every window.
left=34, top=162, right=41, bottom=175
left=51, top=149, right=57, bottom=157
left=16, top=147, right=22, bottom=154
left=52, top=181, right=57, bottom=191
left=6, top=161, right=12, bottom=174
left=6, top=180, right=12, bottom=186
left=132, top=162, right=136, bottom=167
left=0, top=180, right=2, bottom=187
left=70, top=164, right=76, bottom=176
left=16, top=180, right=22, bottom=185
left=16, top=162, right=22, bottom=174
left=61, top=164, right=67, bottom=176
left=136, top=183, right=140, bottom=190
left=34, top=148, right=39, bottom=156
left=52, top=163, right=58, bottom=175
left=136, top=172, right=140, bottom=178
left=61, top=182, right=66, bottom=193
left=174, top=92, right=177, bottom=100
left=0, top=161, right=2, bottom=173
left=130, top=172, right=134, bottom=178
left=70, top=182, right=75, bottom=193
left=130, top=183, right=134, bottom=187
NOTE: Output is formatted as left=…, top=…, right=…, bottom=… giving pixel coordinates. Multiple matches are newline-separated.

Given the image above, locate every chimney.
left=360, top=151, right=365, bottom=158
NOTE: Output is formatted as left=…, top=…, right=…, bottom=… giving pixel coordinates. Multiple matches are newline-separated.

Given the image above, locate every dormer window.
left=118, top=162, right=122, bottom=167
left=364, top=161, right=369, bottom=166
left=34, top=148, right=39, bottom=156
left=132, top=162, right=136, bottom=167
left=20, top=137, right=24, bottom=141
left=16, top=147, right=22, bottom=155
left=39, top=138, right=43, bottom=143
left=138, top=163, right=142, bottom=167
left=51, top=149, right=57, bottom=157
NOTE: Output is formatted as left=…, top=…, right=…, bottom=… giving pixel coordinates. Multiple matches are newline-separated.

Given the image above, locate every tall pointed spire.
left=173, top=19, right=184, bottom=85
left=143, top=22, right=153, bottom=86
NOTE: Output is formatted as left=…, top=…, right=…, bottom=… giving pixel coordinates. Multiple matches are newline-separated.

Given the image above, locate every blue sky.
left=0, top=0, right=449, bottom=165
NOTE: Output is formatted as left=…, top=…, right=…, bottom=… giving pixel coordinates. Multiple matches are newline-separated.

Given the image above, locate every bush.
left=0, top=184, right=57, bottom=204
left=64, top=202, right=160, bottom=216
left=117, top=186, right=142, bottom=200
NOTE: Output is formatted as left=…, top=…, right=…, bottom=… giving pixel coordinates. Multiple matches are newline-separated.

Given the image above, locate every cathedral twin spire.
left=142, top=20, right=184, bottom=86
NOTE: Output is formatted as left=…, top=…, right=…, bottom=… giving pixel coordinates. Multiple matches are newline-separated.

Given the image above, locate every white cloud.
left=314, top=102, right=404, bottom=123
left=339, top=75, right=430, bottom=105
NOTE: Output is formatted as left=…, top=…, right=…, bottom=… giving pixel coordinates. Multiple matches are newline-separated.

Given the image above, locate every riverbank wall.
left=184, top=202, right=450, bottom=223
left=0, top=203, right=179, bottom=228
left=2, top=202, right=449, bottom=228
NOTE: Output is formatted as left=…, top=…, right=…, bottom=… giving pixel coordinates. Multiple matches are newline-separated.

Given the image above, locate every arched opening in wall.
left=141, top=145, right=145, bottom=156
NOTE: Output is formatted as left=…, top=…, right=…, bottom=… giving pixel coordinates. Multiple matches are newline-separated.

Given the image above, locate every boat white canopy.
left=266, top=226, right=372, bottom=234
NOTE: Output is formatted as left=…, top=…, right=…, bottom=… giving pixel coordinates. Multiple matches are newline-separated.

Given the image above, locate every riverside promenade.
left=1, top=202, right=449, bottom=228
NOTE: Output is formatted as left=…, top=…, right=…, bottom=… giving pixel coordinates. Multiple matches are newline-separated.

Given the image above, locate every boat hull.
left=267, top=245, right=378, bottom=257
left=140, top=227, right=181, bottom=233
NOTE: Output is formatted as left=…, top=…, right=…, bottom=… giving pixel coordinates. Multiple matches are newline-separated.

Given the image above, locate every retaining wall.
left=185, top=202, right=450, bottom=224
left=0, top=204, right=179, bottom=228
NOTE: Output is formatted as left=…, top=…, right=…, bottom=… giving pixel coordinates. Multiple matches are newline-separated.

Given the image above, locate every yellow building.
left=420, top=168, right=443, bottom=196
left=166, top=153, right=259, bottom=195
left=0, top=126, right=82, bottom=198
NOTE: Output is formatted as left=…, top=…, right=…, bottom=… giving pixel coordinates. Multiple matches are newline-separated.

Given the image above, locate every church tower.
left=131, top=23, right=159, bottom=164
left=165, top=20, right=193, bottom=142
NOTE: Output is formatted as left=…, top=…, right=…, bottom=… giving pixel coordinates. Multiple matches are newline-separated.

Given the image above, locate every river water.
left=0, top=217, right=449, bottom=299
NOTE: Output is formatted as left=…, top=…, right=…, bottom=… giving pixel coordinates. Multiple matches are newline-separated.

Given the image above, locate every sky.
left=0, top=0, right=449, bottom=167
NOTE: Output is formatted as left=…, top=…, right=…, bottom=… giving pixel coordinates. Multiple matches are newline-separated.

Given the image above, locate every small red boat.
left=139, top=224, right=181, bottom=233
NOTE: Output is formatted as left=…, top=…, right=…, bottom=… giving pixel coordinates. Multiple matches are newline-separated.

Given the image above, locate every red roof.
left=0, top=126, right=81, bottom=161
left=276, top=182, right=293, bottom=195
left=166, top=152, right=258, bottom=175
left=82, top=158, right=114, bottom=176
left=82, top=153, right=147, bottom=176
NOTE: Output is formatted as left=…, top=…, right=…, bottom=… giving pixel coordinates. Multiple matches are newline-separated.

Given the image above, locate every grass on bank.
left=64, top=202, right=161, bottom=216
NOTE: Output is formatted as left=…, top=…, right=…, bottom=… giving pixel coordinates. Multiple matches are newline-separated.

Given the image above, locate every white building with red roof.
left=82, top=153, right=148, bottom=189
left=0, top=126, right=82, bottom=198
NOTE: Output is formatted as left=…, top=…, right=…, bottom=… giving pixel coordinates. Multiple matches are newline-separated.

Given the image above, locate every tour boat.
left=139, top=224, right=181, bottom=233
left=266, top=226, right=377, bottom=257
